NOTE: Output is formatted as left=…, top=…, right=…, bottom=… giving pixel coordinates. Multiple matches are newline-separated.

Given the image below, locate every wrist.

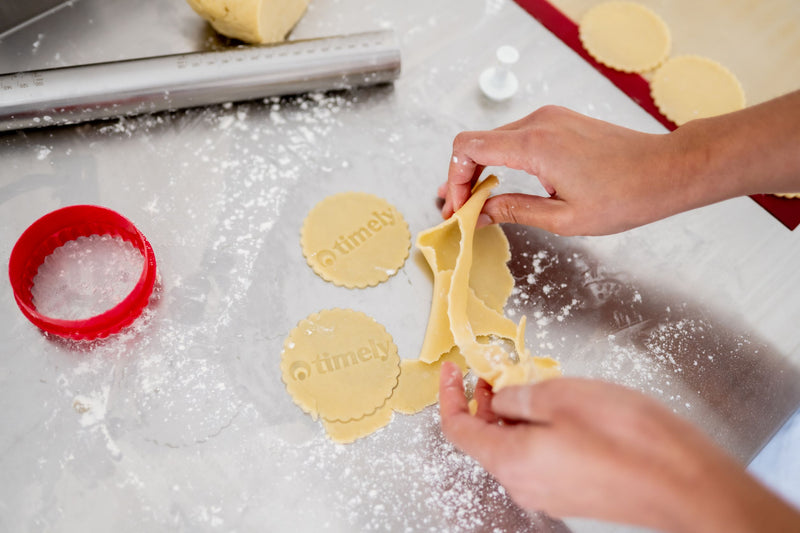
left=669, top=91, right=800, bottom=201
left=661, top=454, right=800, bottom=533
left=666, top=116, right=754, bottom=210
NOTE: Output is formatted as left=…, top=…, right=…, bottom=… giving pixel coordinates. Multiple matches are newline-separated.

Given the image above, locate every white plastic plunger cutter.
left=479, top=45, right=519, bottom=101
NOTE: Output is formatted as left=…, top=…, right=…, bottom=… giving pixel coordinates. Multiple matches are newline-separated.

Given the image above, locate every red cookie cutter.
left=8, top=205, right=157, bottom=340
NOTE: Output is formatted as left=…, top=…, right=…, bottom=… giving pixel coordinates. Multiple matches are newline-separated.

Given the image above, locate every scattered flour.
left=32, top=234, right=144, bottom=320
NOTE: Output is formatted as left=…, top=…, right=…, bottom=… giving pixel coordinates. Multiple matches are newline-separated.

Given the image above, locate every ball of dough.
left=186, top=0, right=309, bottom=44
left=579, top=1, right=670, bottom=73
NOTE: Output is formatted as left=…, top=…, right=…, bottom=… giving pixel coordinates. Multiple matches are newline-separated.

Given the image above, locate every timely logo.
left=289, top=361, right=311, bottom=381
left=314, top=209, right=397, bottom=267
left=289, top=338, right=393, bottom=381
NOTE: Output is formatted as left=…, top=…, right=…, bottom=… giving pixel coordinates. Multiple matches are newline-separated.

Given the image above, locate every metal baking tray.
left=1, top=0, right=798, bottom=531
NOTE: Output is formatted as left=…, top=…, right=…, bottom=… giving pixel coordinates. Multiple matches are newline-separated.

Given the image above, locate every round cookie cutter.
left=8, top=205, right=157, bottom=340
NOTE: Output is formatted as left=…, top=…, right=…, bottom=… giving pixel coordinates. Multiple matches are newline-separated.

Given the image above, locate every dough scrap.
left=415, top=218, right=514, bottom=363
left=416, top=175, right=561, bottom=388
left=469, top=225, right=515, bottom=313
left=579, top=1, right=670, bottom=73
left=280, top=309, right=400, bottom=422
left=301, top=192, right=411, bottom=288
left=651, top=55, right=745, bottom=126
left=492, top=357, right=563, bottom=390
left=389, top=347, right=468, bottom=415
left=185, top=0, right=309, bottom=44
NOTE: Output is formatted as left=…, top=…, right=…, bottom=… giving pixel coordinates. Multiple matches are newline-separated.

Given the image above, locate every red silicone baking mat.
left=514, top=0, right=800, bottom=231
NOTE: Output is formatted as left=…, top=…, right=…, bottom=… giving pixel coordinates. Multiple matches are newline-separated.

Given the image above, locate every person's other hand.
left=439, top=105, right=689, bottom=236
left=438, top=361, right=800, bottom=533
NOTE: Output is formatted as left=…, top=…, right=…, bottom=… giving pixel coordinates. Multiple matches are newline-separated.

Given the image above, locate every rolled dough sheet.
left=416, top=226, right=517, bottom=364
left=416, top=175, right=561, bottom=387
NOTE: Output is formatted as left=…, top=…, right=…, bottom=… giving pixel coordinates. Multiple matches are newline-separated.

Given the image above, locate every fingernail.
left=477, top=213, right=494, bottom=228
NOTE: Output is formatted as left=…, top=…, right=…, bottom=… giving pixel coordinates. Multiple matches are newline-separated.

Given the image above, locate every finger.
left=491, top=381, right=558, bottom=424
left=445, top=129, right=532, bottom=217
left=443, top=161, right=484, bottom=219
left=439, top=362, right=510, bottom=465
left=493, top=104, right=574, bottom=133
left=472, top=378, right=499, bottom=423
left=439, top=361, right=472, bottom=419
left=481, top=193, right=574, bottom=235
left=493, top=114, right=537, bottom=132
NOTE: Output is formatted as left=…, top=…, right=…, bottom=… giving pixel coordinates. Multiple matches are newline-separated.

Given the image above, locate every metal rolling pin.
left=0, top=30, right=401, bottom=131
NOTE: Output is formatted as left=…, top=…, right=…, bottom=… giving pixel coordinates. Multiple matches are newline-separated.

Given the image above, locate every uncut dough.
left=579, top=1, right=670, bottom=73
left=185, top=0, right=309, bottom=44
left=301, top=192, right=411, bottom=288
left=651, top=55, right=745, bottom=125
left=280, top=309, right=400, bottom=422
left=416, top=175, right=561, bottom=387
left=389, top=347, right=468, bottom=415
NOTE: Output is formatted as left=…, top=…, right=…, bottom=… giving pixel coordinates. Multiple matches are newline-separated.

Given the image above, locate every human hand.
left=438, top=361, right=800, bottom=533
left=440, top=91, right=800, bottom=236
left=439, top=105, right=692, bottom=235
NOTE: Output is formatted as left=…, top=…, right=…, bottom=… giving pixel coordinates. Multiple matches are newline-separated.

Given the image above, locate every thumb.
left=481, top=193, right=572, bottom=235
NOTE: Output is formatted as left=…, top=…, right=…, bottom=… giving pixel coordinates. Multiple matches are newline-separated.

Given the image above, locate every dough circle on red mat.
left=579, top=1, right=670, bottom=73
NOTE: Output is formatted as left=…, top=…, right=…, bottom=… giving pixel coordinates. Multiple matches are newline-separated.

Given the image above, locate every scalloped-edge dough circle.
left=651, top=55, right=745, bottom=126
left=280, top=309, right=400, bottom=423
left=773, top=193, right=800, bottom=199
left=579, top=1, right=670, bottom=73
left=322, top=402, right=394, bottom=444
left=301, top=192, right=411, bottom=288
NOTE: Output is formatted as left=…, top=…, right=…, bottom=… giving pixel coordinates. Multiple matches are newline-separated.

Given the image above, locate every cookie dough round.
left=322, top=403, right=394, bottom=444
left=301, top=193, right=411, bottom=288
left=281, top=309, right=400, bottom=422
left=579, top=1, right=670, bottom=73
left=652, top=56, right=745, bottom=126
